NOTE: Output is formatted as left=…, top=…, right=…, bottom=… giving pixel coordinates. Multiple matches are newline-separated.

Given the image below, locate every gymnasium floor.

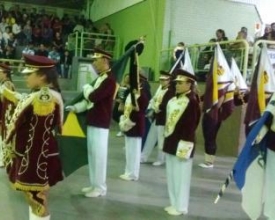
left=0, top=125, right=267, bottom=220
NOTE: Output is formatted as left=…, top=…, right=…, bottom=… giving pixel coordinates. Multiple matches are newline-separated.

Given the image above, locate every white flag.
left=231, top=58, right=248, bottom=91
left=181, top=48, right=195, bottom=74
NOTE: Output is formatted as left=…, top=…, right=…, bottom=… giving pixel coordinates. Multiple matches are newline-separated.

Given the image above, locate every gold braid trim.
left=32, top=87, right=55, bottom=116
left=24, top=191, right=47, bottom=216
left=12, top=180, right=50, bottom=192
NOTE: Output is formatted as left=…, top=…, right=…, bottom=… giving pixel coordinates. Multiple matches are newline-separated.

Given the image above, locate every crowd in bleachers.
left=194, top=24, right=275, bottom=81
left=0, top=3, right=115, bottom=78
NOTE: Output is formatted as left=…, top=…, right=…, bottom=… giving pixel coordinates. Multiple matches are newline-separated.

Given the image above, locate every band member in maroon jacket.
left=163, top=69, right=201, bottom=216
left=141, top=70, right=174, bottom=166
left=0, top=63, right=15, bottom=167
left=66, top=48, right=116, bottom=197
left=4, top=55, right=63, bottom=220
left=119, top=84, right=149, bottom=181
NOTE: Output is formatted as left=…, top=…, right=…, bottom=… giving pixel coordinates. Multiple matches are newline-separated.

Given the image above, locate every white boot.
left=32, top=215, right=50, bottom=220
left=29, top=207, right=50, bottom=220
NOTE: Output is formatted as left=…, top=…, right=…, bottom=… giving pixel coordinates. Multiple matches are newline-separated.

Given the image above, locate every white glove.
left=83, top=84, right=94, bottom=99
left=65, top=105, right=76, bottom=112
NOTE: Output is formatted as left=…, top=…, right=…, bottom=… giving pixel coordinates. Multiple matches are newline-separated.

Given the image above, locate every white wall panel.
left=162, top=0, right=261, bottom=48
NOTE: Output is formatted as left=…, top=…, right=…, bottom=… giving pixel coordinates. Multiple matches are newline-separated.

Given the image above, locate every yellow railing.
left=159, top=39, right=250, bottom=80
left=250, top=39, right=275, bottom=73
left=67, top=32, right=120, bottom=58
left=0, top=59, right=24, bottom=76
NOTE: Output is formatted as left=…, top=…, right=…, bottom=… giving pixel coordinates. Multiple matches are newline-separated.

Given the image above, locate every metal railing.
left=67, top=32, right=120, bottom=58
left=250, top=39, right=275, bottom=73
left=159, top=39, right=250, bottom=80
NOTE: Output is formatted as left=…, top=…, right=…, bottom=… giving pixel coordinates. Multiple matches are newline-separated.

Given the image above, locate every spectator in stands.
left=240, top=26, right=254, bottom=46
left=60, top=49, right=72, bottom=79
left=6, top=12, right=16, bottom=27
left=12, top=20, right=21, bottom=39
left=2, top=26, right=11, bottom=46
left=172, top=42, right=185, bottom=69
left=21, top=13, right=28, bottom=25
left=52, top=17, right=62, bottom=35
left=7, top=32, right=17, bottom=48
left=229, top=30, right=246, bottom=49
left=3, top=44, right=15, bottom=59
left=173, top=42, right=185, bottom=61
left=84, top=19, right=97, bottom=32
left=23, top=19, right=32, bottom=44
left=61, top=14, right=73, bottom=42
left=100, top=23, right=115, bottom=51
left=229, top=30, right=247, bottom=66
left=0, top=17, right=8, bottom=34
left=48, top=45, right=61, bottom=77
left=53, top=31, right=64, bottom=53
left=258, top=24, right=272, bottom=41
left=22, top=42, right=35, bottom=55
left=32, top=23, right=42, bottom=46
left=197, top=38, right=216, bottom=81
left=215, top=29, right=228, bottom=49
left=40, top=14, right=51, bottom=30
left=73, top=19, right=84, bottom=33
left=41, top=24, right=53, bottom=46
left=35, top=43, right=48, bottom=57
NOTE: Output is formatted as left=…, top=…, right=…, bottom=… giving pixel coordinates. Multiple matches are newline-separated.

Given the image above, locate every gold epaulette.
left=2, top=87, right=19, bottom=104
left=32, top=87, right=55, bottom=116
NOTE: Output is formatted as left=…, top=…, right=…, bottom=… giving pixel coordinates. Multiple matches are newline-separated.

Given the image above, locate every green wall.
left=90, top=0, right=243, bottom=157
left=92, top=0, right=166, bottom=80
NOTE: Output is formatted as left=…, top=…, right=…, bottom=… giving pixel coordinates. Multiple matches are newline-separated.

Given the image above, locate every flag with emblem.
left=202, top=43, right=234, bottom=121
left=244, top=45, right=275, bottom=127
left=58, top=41, right=144, bottom=176
left=182, top=48, right=195, bottom=74
left=232, top=94, right=275, bottom=219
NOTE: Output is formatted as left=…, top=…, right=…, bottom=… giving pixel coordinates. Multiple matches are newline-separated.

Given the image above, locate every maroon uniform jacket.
left=155, top=88, right=174, bottom=126
left=86, top=71, right=116, bottom=128
left=124, top=89, right=149, bottom=137
left=5, top=88, right=64, bottom=191
left=163, top=91, right=201, bottom=158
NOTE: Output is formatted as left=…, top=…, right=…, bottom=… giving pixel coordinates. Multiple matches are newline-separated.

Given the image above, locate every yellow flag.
left=62, top=112, right=86, bottom=137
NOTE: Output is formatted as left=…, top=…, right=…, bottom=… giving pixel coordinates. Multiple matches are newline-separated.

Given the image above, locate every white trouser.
left=165, top=153, right=193, bottom=213
left=125, top=136, right=142, bottom=180
left=156, top=125, right=165, bottom=162
left=264, top=149, right=275, bottom=219
left=141, top=120, right=158, bottom=161
left=87, top=126, right=109, bottom=193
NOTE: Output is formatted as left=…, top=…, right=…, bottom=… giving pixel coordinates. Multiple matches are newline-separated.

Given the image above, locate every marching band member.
left=4, top=55, right=64, bottom=220
left=66, top=48, right=116, bottom=197
left=119, top=80, right=149, bottom=181
left=141, top=70, right=174, bottom=166
left=163, top=69, right=201, bottom=216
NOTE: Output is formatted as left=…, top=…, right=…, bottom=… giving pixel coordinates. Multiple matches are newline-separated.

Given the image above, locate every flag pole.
left=169, top=49, right=185, bottom=74
left=214, top=170, right=233, bottom=204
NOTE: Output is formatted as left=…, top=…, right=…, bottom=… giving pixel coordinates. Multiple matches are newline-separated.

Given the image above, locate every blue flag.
left=233, top=111, right=269, bottom=219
